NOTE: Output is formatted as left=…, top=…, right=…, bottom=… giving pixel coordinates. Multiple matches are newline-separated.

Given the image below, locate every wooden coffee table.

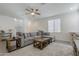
left=33, top=37, right=51, bottom=49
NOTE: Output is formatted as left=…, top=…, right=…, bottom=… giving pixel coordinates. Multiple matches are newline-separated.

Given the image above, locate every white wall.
left=24, top=19, right=32, bottom=32
left=0, top=15, right=16, bottom=32
left=60, top=11, right=79, bottom=32
left=0, top=11, right=79, bottom=33
left=27, top=20, right=47, bottom=32
left=0, top=15, right=24, bottom=32
left=31, top=11, right=79, bottom=32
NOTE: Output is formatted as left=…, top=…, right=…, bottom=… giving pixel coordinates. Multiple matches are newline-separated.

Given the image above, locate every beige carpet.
left=0, top=41, right=7, bottom=56
left=0, top=41, right=7, bottom=53
left=1, top=42, right=74, bottom=56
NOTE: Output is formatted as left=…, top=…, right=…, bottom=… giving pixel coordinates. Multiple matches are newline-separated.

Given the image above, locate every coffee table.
left=33, top=37, right=52, bottom=49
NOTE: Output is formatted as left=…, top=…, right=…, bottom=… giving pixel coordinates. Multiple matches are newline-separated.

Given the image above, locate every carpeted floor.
left=0, top=42, right=74, bottom=56
left=0, top=41, right=7, bottom=53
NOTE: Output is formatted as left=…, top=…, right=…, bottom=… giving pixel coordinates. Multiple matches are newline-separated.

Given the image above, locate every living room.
left=0, top=3, right=79, bottom=56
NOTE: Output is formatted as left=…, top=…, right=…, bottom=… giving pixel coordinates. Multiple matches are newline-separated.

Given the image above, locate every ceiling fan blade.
left=35, top=12, right=40, bottom=15
left=25, top=9, right=32, bottom=12
left=31, top=8, right=34, bottom=11
left=36, top=9, right=39, bottom=11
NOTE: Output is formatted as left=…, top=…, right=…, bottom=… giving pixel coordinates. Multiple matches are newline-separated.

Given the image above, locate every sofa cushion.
left=23, top=33, right=26, bottom=39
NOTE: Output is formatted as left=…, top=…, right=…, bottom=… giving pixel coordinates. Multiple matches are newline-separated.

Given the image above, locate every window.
left=48, top=19, right=61, bottom=32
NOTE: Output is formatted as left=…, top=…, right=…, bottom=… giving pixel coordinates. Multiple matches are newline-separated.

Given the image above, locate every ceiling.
left=0, top=3, right=79, bottom=20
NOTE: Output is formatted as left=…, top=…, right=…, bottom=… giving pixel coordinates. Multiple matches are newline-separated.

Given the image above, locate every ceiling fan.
left=25, top=8, right=40, bottom=16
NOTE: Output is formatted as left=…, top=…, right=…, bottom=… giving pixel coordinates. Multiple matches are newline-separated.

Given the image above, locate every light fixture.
left=31, top=12, right=35, bottom=15
left=25, top=8, right=40, bottom=16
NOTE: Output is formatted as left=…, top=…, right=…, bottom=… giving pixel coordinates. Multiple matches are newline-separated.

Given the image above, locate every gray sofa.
left=19, top=32, right=51, bottom=47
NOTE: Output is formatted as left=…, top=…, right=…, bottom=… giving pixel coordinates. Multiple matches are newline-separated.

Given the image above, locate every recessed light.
left=14, top=18, right=17, bottom=21
left=70, top=8, right=73, bottom=10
